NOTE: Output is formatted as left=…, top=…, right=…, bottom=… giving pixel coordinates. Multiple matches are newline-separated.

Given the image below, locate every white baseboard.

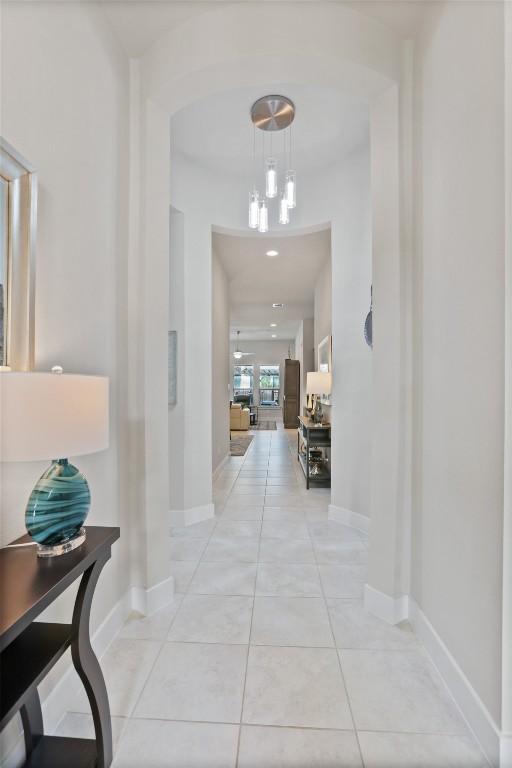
left=409, top=598, right=502, bottom=767
left=501, top=734, right=512, bottom=767
left=42, top=588, right=133, bottom=735
left=131, top=574, right=175, bottom=616
left=1, top=734, right=24, bottom=768
left=213, top=454, right=230, bottom=481
left=364, top=583, right=409, bottom=625
left=170, top=502, right=215, bottom=527
left=328, top=503, right=370, bottom=534
left=1, top=577, right=175, bottom=768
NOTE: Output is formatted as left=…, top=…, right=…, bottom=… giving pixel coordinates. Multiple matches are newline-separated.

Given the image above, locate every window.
left=233, top=365, right=254, bottom=403
left=259, top=365, right=280, bottom=406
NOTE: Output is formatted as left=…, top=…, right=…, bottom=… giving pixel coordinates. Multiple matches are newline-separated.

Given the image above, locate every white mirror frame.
left=317, top=334, right=332, bottom=404
left=0, top=138, right=37, bottom=371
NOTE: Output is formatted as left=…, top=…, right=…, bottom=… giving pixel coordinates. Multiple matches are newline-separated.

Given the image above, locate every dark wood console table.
left=297, top=415, right=331, bottom=490
left=0, top=526, right=120, bottom=768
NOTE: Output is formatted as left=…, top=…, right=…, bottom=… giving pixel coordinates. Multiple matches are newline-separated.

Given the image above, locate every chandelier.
left=248, top=95, right=296, bottom=233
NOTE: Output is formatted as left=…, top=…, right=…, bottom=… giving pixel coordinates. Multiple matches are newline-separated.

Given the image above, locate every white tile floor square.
left=242, top=645, right=353, bottom=729
left=168, top=594, right=253, bottom=644
left=134, top=641, right=247, bottom=722
left=58, top=426, right=488, bottom=767
left=251, top=596, right=333, bottom=647
left=113, top=719, right=239, bottom=768
left=238, top=725, right=362, bottom=768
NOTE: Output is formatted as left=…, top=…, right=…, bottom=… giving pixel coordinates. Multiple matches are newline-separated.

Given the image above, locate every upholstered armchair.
left=230, top=403, right=250, bottom=431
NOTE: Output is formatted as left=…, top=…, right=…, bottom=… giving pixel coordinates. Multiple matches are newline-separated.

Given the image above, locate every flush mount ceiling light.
left=270, top=323, right=277, bottom=327
left=266, top=249, right=279, bottom=257
left=271, top=334, right=277, bottom=338
left=272, top=303, right=284, bottom=309
left=248, top=95, right=296, bottom=233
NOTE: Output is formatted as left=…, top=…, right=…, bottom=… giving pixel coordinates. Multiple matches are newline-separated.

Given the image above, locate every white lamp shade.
left=306, top=371, right=332, bottom=395
left=0, top=372, right=109, bottom=462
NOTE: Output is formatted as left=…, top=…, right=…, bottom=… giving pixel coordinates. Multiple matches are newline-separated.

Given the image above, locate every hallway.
left=56, top=427, right=487, bottom=767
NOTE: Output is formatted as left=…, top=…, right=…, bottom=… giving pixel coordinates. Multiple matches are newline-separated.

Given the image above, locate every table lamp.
left=0, top=370, right=109, bottom=556
left=306, top=371, right=332, bottom=424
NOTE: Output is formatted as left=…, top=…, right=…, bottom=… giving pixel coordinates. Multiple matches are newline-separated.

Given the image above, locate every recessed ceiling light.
left=270, top=323, right=277, bottom=327
left=272, top=303, right=284, bottom=309
left=266, top=249, right=279, bottom=257
left=271, top=334, right=277, bottom=338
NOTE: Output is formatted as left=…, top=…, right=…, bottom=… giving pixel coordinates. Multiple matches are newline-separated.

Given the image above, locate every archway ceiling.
left=214, top=228, right=331, bottom=342
left=101, top=2, right=428, bottom=59
left=171, top=83, right=369, bottom=180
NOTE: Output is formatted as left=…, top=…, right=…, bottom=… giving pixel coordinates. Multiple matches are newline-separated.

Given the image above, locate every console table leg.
left=20, top=688, right=43, bottom=758
left=71, top=556, right=113, bottom=768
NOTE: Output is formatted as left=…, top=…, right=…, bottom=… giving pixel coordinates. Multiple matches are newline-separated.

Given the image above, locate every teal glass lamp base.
left=25, top=459, right=90, bottom=557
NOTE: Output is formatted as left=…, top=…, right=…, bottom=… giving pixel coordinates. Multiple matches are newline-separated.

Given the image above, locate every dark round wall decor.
left=364, top=286, right=373, bottom=348
left=364, top=310, right=373, bottom=348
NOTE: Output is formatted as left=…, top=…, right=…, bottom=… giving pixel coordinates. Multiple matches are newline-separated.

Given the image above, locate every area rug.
left=230, top=435, right=254, bottom=456
left=254, top=421, right=277, bottom=431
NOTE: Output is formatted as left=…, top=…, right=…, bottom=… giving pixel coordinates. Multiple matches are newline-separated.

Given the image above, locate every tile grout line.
left=234, top=436, right=270, bottom=767
left=312, top=527, right=367, bottom=768
left=128, top=484, right=226, bottom=726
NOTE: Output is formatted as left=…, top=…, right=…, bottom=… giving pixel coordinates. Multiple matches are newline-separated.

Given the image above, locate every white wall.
left=169, top=150, right=214, bottom=518
left=411, top=0, right=506, bottom=733
left=169, top=208, right=185, bottom=510
left=0, top=0, right=130, bottom=630
left=314, top=252, right=333, bottom=422
left=314, top=255, right=332, bottom=350
left=0, top=2, right=131, bottom=761
left=330, top=147, right=372, bottom=521
left=212, top=252, right=230, bottom=472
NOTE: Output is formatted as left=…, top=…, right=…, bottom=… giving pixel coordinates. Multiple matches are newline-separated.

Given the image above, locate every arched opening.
left=132, top=2, right=410, bottom=625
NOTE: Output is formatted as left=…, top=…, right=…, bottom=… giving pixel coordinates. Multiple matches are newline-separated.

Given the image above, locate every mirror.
left=317, top=335, right=332, bottom=404
left=0, top=177, right=7, bottom=365
left=0, top=139, right=37, bottom=370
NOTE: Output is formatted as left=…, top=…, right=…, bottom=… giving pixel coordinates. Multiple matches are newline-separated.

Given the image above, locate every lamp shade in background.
left=0, top=372, right=109, bottom=462
left=306, top=371, right=332, bottom=396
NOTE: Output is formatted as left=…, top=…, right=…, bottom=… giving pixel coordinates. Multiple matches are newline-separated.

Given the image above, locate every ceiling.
left=171, top=83, right=369, bottom=180
left=101, top=2, right=430, bottom=59
left=214, top=228, right=331, bottom=341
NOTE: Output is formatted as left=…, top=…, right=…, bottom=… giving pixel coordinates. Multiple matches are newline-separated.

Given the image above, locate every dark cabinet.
left=283, top=358, right=300, bottom=428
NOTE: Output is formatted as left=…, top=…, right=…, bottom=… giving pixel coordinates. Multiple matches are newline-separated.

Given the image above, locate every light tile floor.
left=56, top=425, right=489, bottom=767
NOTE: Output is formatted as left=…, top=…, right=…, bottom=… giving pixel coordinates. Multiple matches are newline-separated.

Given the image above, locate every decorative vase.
left=25, top=459, right=90, bottom=547
left=313, top=396, right=323, bottom=423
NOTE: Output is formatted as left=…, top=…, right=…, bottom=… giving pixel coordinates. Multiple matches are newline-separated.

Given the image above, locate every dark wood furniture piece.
left=0, top=526, right=120, bottom=768
left=283, top=358, right=300, bottom=428
left=297, top=415, right=331, bottom=489
left=249, top=404, right=259, bottom=425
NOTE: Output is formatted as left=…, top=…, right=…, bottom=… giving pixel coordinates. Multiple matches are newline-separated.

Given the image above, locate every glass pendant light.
left=248, top=189, right=259, bottom=229
left=284, top=124, right=296, bottom=209
left=279, top=189, right=290, bottom=225
left=258, top=200, right=269, bottom=233
left=265, top=158, right=277, bottom=198
left=285, top=170, right=296, bottom=209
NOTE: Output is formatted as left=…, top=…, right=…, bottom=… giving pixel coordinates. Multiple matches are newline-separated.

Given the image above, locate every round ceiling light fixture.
left=272, top=303, right=284, bottom=309
left=270, top=323, right=277, bottom=327
left=271, top=334, right=277, bottom=338
left=266, top=249, right=279, bottom=257
left=251, top=96, right=295, bottom=132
